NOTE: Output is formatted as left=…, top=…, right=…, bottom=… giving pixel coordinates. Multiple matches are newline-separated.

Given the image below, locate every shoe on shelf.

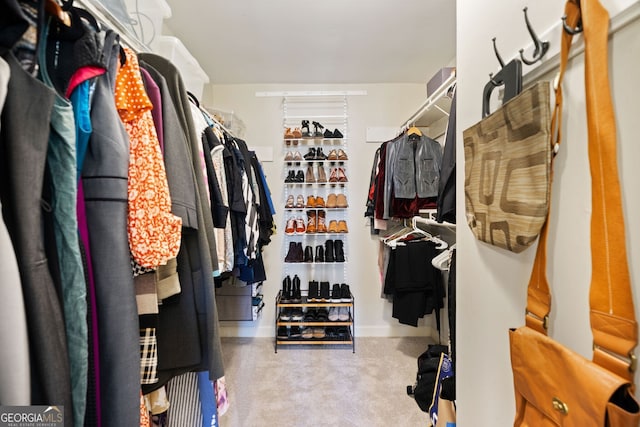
left=292, top=275, right=302, bottom=303
left=337, top=220, right=349, bottom=233
left=290, top=326, right=302, bottom=339
left=280, top=308, right=292, bottom=321
left=340, top=283, right=352, bottom=302
left=301, top=327, right=313, bottom=339
left=303, top=147, right=317, bottom=160
left=316, top=164, right=327, bottom=183
left=305, top=165, right=316, bottom=183
left=285, top=195, right=295, bottom=209
left=306, top=195, right=316, bottom=208
left=284, top=241, right=298, bottom=262
left=277, top=326, right=289, bottom=339
left=314, top=245, right=324, bottom=262
left=292, top=151, right=303, bottom=161
left=315, top=147, right=328, bottom=160
left=296, top=194, right=305, bottom=208
left=312, top=121, right=325, bottom=139
left=336, top=326, right=349, bottom=340
left=306, top=210, right=317, bottom=233
left=285, top=151, right=294, bottom=161
left=326, top=193, right=337, bottom=208
left=337, top=167, right=348, bottom=182
left=323, top=129, right=333, bottom=138
left=316, top=210, right=327, bottom=233
left=295, top=170, right=305, bottom=183
left=291, top=308, right=304, bottom=321
left=328, top=306, right=339, bottom=321
left=285, top=218, right=296, bottom=235
left=337, top=149, right=349, bottom=160
left=292, top=128, right=302, bottom=139
left=334, top=239, right=345, bottom=262
left=324, top=239, right=335, bottom=263
left=327, top=149, right=338, bottom=161
left=328, top=168, right=339, bottom=182
left=338, top=306, right=350, bottom=321
left=308, top=281, right=320, bottom=302
left=284, top=170, right=295, bottom=183
left=328, top=220, right=339, bottom=233
left=304, top=308, right=317, bottom=322
left=303, top=245, right=313, bottom=263
left=312, top=327, right=326, bottom=339
left=301, top=120, right=312, bottom=138
left=319, top=281, right=331, bottom=301
left=315, top=196, right=326, bottom=207
left=325, top=326, right=339, bottom=339
left=315, top=307, right=329, bottom=322
left=295, top=217, right=306, bottom=234
left=332, top=129, right=344, bottom=139
left=336, top=193, right=348, bottom=208
left=330, top=284, right=341, bottom=302
left=284, top=128, right=295, bottom=140
left=281, top=275, right=292, bottom=303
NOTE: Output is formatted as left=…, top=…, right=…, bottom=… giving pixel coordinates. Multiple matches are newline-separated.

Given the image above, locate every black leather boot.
left=285, top=242, right=298, bottom=262
left=319, top=281, right=330, bottom=302
left=334, top=239, right=345, bottom=262
left=315, top=245, right=324, bottom=262
left=308, top=280, right=319, bottom=302
left=292, top=275, right=302, bottom=303
left=284, top=170, right=295, bottom=183
left=325, top=239, right=335, bottom=263
left=304, top=245, right=313, bottom=263
left=281, top=275, right=292, bottom=303
left=295, top=242, right=304, bottom=262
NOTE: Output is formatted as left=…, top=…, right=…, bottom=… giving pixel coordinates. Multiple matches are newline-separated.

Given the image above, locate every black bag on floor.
left=407, top=344, right=448, bottom=412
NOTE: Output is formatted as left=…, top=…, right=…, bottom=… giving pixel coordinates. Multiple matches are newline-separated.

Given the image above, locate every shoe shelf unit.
left=275, top=290, right=355, bottom=353
left=279, top=94, right=353, bottom=352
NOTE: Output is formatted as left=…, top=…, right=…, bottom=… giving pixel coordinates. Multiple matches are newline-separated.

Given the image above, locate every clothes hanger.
left=45, top=0, right=71, bottom=27
left=407, top=125, right=422, bottom=137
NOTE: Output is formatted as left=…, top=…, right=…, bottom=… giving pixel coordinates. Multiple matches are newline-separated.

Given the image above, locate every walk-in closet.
left=2, top=0, right=640, bottom=426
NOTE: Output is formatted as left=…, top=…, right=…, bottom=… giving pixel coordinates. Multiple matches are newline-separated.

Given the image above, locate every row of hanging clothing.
left=0, top=1, right=274, bottom=426
left=364, top=89, right=456, bottom=228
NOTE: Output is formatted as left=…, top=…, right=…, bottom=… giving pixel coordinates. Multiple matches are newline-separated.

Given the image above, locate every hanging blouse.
left=115, top=47, right=182, bottom=268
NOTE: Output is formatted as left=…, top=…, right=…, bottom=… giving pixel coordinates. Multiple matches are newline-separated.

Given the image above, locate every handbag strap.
left=525, top=0, right=638, bottom=382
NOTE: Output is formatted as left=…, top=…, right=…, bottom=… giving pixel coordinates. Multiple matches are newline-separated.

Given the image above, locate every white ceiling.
left=160, top=0, right=456, bottom=85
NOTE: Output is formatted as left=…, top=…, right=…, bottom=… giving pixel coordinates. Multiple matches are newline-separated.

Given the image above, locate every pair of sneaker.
left=280, top=308, right=303, bottom=321
left=328, top=306, right=350, bottom=322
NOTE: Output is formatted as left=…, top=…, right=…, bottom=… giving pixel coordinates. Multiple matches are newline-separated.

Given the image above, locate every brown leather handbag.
left=509, top=0, right=640, bottom=425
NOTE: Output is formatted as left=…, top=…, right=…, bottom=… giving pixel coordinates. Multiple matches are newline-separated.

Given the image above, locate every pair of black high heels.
left=301, top=120, right=329, bottom=138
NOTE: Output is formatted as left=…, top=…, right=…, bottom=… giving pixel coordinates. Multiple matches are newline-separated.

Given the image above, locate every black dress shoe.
left=332, top=129, right=344, bottom=139
left=315, top=245, right=324, bottom=262
left=323, top=128, right=333, bottom=138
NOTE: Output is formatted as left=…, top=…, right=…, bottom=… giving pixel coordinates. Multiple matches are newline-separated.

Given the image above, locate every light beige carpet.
left=218, top=337, right=431, bottom=427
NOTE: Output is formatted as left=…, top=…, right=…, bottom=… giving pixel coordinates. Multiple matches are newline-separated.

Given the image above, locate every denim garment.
left=38, top=21, right=88, bottom=427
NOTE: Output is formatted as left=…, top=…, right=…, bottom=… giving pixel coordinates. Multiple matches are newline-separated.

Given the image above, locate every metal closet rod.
left=74, top=0, right=150, bottom=53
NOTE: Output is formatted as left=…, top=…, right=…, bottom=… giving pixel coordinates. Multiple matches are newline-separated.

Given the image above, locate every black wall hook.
left=491, top=37, right=505, bottom=68
left=518, top=7, right=550, bottom=65
left=561, top=15, right=583, bottom=35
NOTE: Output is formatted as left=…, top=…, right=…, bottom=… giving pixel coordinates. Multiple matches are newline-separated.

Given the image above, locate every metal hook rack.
left=519, top=7, right=550, bottom=65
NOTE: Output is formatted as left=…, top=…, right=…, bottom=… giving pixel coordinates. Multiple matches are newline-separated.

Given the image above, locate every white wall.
left=456, top=0, right=640, bottom=424
left=205, top=83, right=448, bottom=338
